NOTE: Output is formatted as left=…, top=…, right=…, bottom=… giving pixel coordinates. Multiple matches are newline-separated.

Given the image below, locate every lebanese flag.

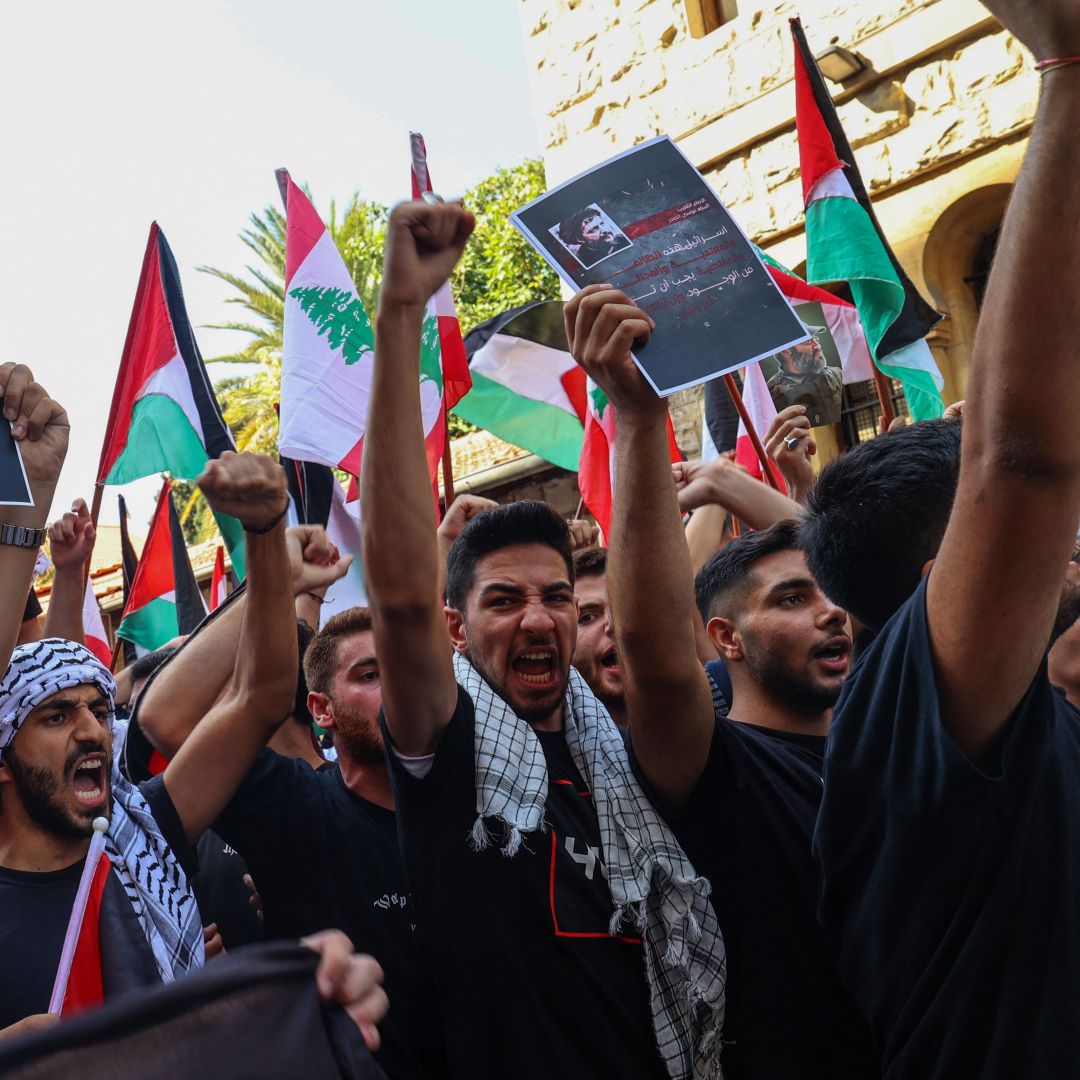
left=97, top=224, right=245, bottom=576
left=410, top=132, right=472, bottom=418
left=82, top=578, right=111, bottom=667
left=735, top=364, right=787, bottom=493
left=580, top=380, right=682, bottom=542
left=116, top=479, right=207, bottom=651
left=459, top=301, right=586, bottom=471
left=791, top=18, right=943, bottom=420
left=58, top=850, right=111, bottom=1016
left=209, top=545, right=227, bottom=611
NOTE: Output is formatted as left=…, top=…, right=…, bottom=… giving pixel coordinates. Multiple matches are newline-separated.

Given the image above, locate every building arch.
left=922, top=184, right=1012, bottom=403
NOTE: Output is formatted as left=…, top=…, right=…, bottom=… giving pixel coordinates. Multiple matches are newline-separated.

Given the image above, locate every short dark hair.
left=128, top=647, right=178, bottom=684
left=558, top=206, right=601, bottom=245
left=573, top=547, right=607, bottom=580
left=446, top=501, right=574, bottom=611
left=695, top=521, right=802, bottom=624
left=800, top=418, right=961, bottom=631
left=292, top=619, right=316, bottom=729
left=303, top=607, right=373, bottom=698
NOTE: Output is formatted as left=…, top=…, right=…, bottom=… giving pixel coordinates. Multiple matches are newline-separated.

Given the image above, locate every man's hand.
left=944, top=399, right=965, bottom=419
left=979, top=0, right=1080, bottom=60
left=567, top=518, right=600, bottom=552
left=763, top=406, right=817, bottom=499
left=438, top=494, right=497, bottom=549
left=48, top=498, right=96, bottom=571
left=203, top=923, right=226, bottom=961
left=197, top=452, right=288, bottom=532
left=379, top=201, right=475, bottom=313
left=0, top=362, right=69, bottom=498
left=286, top=524, right=351, bottom=597
left=302, top=930, right=389, bottom=1052
left=564, top=285, right=663, bottom=423
left=673, top=455, right=740, bottom=513
left=0, top=1012, right=60, bottom=1043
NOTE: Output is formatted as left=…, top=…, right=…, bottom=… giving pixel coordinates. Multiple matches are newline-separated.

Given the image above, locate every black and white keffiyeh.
left=0, top=638, right=204, bottom=983
left=453, top=651, right=727, bottom=1080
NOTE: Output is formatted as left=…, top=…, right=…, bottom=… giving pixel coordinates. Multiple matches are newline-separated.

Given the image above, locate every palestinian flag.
left=209, top=545, right=227, bottom=612
left=116, top=480, right=207, bottom=651
left=82, top=578, right=111, bottom=667
left=459, top=301, right=586, bottom=471
left=97, top=224, right=246, bottom=575
left=735, top=363, right=787, bottom=493
left=283, top=456, right=367, bottom=610
left=791, top=18, right=944, bottom=421
left=58, top=848, right=112, bottom=1016
left=410, top=132, right=472, bottom=416
left=580, top=380, right=682, bottom=542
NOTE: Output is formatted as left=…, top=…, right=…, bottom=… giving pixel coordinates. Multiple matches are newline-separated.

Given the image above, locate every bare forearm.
left=363, top=303, right=441, bottom=611
left=710, top=469, right=802, bottom=530
left=0, top=488, right=55, bottom=671
left=685, top=504, right=728, bottom=575
left=42, top=567, right=84, bottom=643
left=138, top=597, right=247, bottom=756
left=611, top=417, right=700, bottom=685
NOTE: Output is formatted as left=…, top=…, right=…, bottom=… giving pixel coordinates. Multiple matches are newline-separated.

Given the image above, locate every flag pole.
left=441, top=437, right=456, bottom=508
left=872, top=366, right=897, bottom=429
left=722, top=374, right=780, bottom=491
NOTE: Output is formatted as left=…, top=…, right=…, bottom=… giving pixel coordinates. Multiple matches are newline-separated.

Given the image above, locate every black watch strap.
left=0, top=523, right=46, bottom=549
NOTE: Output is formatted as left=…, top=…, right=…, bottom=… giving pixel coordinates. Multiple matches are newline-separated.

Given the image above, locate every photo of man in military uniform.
left=760, top=302, right=844, bottom=426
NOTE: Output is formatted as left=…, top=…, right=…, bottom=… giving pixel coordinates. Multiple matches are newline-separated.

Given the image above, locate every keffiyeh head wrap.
left=454, top=652, right=727, bottom=1080
left=0, top=638, right=204, bottom=981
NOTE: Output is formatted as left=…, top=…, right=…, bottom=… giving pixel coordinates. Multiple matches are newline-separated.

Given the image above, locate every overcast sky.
left=0, top=0, right=540, bottom=533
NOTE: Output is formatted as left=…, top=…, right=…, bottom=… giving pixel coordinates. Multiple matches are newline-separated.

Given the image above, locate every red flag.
left=60, top=851, right=111, bottom=1016
left=209, top=545, right=226, bottom=611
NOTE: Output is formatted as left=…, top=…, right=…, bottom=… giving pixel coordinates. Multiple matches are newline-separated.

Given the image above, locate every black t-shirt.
left=384, top=686, right=667, bottom=1080
left=632, top=716, right=878, bottom=1078
left=213, top=749, right=443, bottom=1080
left=192, top=829, right=264, bottom=950
left=0, top=776, right=195, bottom=1028
left=814, top=578, right=1080, bottom=1079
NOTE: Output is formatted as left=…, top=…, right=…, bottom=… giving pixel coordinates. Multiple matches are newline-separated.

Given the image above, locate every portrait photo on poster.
left=549, top=204, right=633, bottom=269
left=512, top=135, right=809, bottom=396
left=757, top=300, right=844, bottom=427
left=0, top=425, right=33, bottom=506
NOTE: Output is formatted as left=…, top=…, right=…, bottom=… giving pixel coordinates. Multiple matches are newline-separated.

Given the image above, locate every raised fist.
left=49, top=498, right=96, bottom=571
left=286, top=524, right=353, bottom=596
left=0, top=362, right=69, bottom=495
left=379, top=200, right=475, bottom=312
left=196, top=452, right=288, bottom=531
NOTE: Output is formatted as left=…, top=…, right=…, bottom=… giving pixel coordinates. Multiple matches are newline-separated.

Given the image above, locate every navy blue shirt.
left=814, top=578, right=1080, bottom=1078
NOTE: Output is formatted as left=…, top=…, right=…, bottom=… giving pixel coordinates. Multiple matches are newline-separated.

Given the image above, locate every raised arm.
left=361, top=202, right=473, bottom=756
left=42, top=498, right=95, bottom=643
left=566, top=286, right=715, bottom=806
left=138, top=524, right=347, bottom=758
left=0, top=363, right=69, bottom=671
left=162, top=452, right=297, bottom=843
left=926, top=4, right=1080, bottom=760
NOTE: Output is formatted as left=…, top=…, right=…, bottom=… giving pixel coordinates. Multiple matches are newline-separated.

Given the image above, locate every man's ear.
left=445, top=606, right=468, bottom=654
left=919, top=558, right=936, bottom=579
left=307, top=691, right=334, bottom=731
left=706, top=616, right=743, bottom=662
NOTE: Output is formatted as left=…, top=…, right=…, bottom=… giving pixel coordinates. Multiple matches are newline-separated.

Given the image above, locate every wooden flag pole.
left=441, top=437, right=456, bottom=509
left=722, top=374, right=780, bottom=491
left=873, top=366, right=897, bottom=430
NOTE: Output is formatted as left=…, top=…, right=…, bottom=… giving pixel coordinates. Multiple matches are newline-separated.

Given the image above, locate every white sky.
left=0, top=0, right=540, bottom=533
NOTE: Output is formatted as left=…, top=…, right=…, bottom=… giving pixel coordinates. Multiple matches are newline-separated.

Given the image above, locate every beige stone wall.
left=519, top=0, right=1042, bottom=444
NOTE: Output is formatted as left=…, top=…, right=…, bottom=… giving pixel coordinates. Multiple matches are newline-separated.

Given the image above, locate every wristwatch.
left=0, top=523, right=46, bottom=549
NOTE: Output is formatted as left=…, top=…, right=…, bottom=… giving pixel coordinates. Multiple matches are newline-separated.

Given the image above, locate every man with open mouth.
left=363, top=199, right=725, bottom=1079
left=571, top=547, right=627, bottom=729
left=564, top=283, right=878, bottom=1078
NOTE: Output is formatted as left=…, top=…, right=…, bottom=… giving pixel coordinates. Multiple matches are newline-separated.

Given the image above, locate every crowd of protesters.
left=1, top=1, right=1078, bottom=1075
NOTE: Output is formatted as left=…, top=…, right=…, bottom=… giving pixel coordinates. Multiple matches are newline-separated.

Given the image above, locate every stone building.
left=516, top=0, right=1035, bottom=460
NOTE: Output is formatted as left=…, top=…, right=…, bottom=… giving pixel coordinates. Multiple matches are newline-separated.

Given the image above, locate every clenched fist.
left=196, top=452, right=288, bottom=532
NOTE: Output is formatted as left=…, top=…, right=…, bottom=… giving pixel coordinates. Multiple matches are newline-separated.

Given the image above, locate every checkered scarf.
left=454, top=652, right=726, bottom=1080
left=0, top=639, right=204, bottom=983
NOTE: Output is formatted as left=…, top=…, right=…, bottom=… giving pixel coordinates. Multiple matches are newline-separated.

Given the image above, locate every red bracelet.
left=1035, top=55, right=1080, bottom=73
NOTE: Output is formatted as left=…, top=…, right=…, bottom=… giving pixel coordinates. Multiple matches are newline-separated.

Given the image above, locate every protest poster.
left=512, top=135, right=809, bottom=396
left=0, top=425, right=32, bottom=506
left=757, top=300, right=844, bottom=426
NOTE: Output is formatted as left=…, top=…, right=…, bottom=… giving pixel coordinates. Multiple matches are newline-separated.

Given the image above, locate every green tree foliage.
left=202, top=159, right=560, bottom=456
left=170, top=478, right=215, bottom=546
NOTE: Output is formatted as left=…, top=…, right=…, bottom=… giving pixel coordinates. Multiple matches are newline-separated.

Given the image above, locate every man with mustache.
left=564, top=285, right=878, bottom=1077
left=765, top=333, right=842, bottom=426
